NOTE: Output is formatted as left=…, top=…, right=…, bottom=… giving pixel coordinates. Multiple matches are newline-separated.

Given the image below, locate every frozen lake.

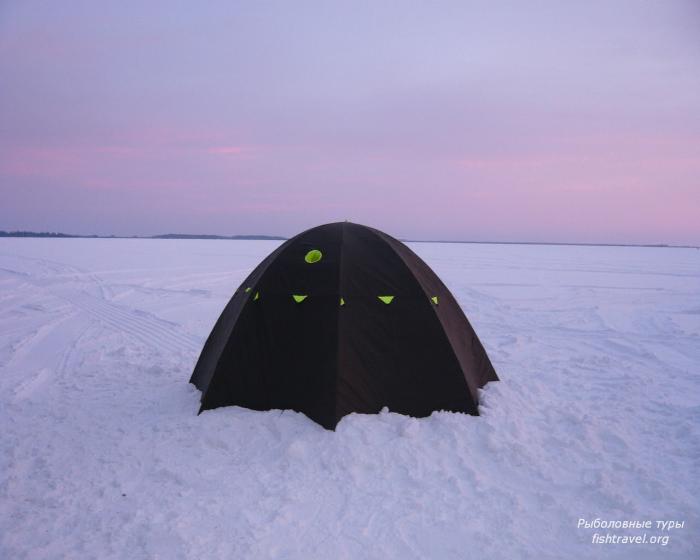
left=1, top=238, right=698, bottom=559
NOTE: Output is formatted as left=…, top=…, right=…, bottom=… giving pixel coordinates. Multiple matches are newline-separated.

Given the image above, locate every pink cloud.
left=0, top=147, right=83, bottom=177
left=207, top=146, right=245, bottom=156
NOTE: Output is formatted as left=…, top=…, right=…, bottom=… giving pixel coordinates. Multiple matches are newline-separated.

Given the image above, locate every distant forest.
left=0, top=231, right=286, bottom=240
left=0, top=231, right=86, bottom=238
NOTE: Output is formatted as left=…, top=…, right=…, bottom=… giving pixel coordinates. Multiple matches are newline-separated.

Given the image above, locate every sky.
left=1, top=1, right=699, bottom=244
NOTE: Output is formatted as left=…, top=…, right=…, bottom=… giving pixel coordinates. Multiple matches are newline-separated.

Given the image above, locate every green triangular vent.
left=431, top=296, right=439, bottom=305
left=244, top=287, right=252, bottom=293
left=340, top=297, right=345, bottom=306
left=292, top=294, right=308, bottom=303
left=254, top=292, right=260, bottom=301
left=378, top=295, right=394, bottom=304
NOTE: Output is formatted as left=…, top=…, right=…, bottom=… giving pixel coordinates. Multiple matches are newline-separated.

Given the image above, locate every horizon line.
left=1, top=230, right=698, bottom=250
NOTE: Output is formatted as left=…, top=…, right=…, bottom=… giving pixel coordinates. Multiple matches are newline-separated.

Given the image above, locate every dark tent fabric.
left=190, top=222, right=498, bottom=429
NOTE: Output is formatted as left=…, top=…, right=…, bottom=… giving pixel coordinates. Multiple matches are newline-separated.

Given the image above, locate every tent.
left=190, top=222, right=498, bottom=429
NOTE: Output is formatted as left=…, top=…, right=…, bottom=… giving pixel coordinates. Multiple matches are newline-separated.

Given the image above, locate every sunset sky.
left=1, top=1, right=699, bottom=244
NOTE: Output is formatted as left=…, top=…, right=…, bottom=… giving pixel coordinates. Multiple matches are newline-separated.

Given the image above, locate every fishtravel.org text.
left=577, top=518, right=685, bottom=546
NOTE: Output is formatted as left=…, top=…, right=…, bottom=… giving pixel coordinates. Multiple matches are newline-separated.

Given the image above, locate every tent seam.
left=333, top=222, right=346, bottom=426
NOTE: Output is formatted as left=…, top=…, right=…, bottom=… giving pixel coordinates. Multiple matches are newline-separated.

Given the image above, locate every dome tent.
left=190, top=222, right=498, bottom=429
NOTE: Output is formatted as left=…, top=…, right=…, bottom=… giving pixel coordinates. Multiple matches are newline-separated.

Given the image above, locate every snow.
left=1, top=238, right=698, bottom=559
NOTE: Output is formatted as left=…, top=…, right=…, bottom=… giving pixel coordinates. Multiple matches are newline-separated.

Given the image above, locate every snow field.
left=0, top=239, right=698, bottom=559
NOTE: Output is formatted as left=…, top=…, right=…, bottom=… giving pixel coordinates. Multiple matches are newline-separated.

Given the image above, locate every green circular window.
left=304, top=249, right=323, bottom=264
